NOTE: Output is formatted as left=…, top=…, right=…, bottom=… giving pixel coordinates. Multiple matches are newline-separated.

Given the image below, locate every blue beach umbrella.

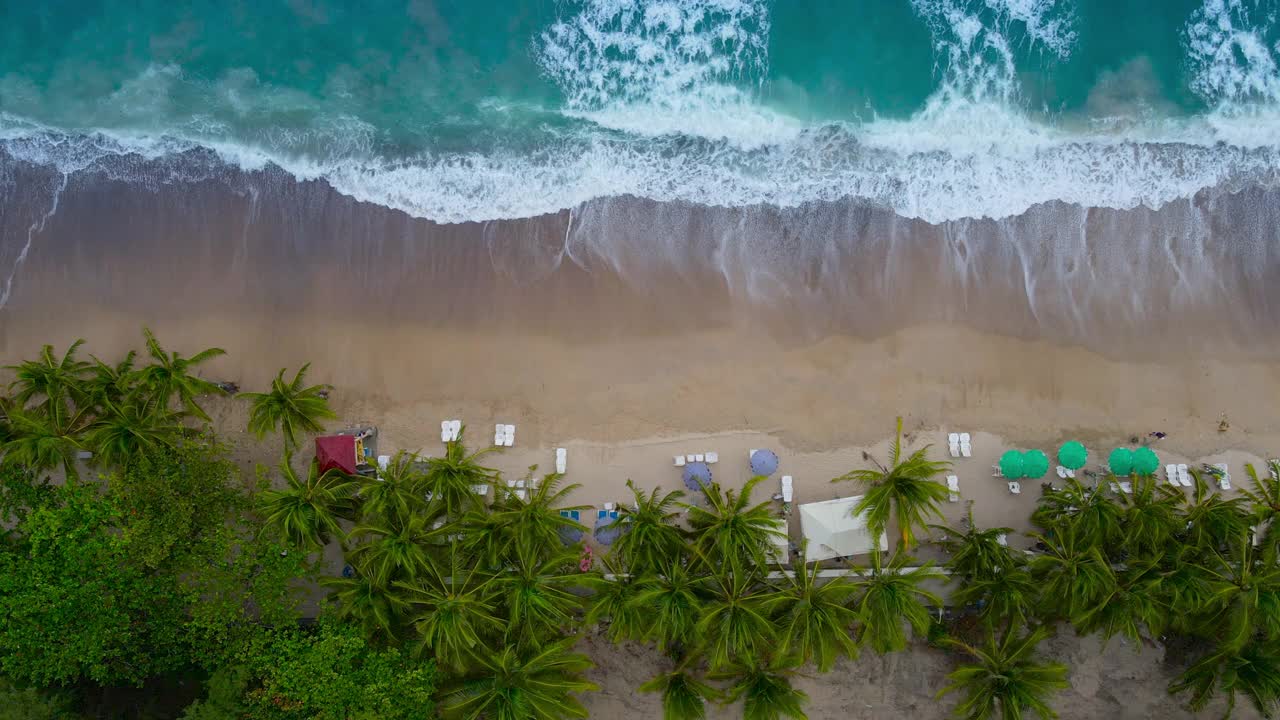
left=750, top=449, right=780, bottom=476
left=682, top=461, right=712, bottom=491
left=594, top=513, right=622, bottom=546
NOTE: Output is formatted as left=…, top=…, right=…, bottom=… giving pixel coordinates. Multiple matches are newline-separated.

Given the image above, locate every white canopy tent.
left=800, top=495, right=887, bottom=562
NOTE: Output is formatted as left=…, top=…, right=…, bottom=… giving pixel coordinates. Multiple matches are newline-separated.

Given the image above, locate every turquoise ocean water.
left=2, top=0, right=1278, bottom=224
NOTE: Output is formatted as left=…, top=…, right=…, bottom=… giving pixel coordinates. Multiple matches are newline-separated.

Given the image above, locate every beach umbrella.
left=1022, top=449, right=1050, bottom=479
left=594, top=514, right=622, bottom=546
left=559, top=525, right=584, bottom=545
left=1108, top=448, right=1134, bottom=476
left=1132, top=447, right=1160, bottom=476
left=750, top=449, right=780, bottom=476
left=999, top=450, right=1024, bottom=479
left=1058, top=441, right=1088, bottom=470
left=682, top=461, right=712, bottom=491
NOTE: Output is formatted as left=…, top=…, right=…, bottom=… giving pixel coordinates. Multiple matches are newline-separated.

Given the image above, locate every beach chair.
left=1118, top=481, right=1132, bottom=494
left=472, top=483, right=489, bottom=496
left=948, top=433, right=960, bottom=458
left=781, top=476, right=794, bottom=503
left=1007, top=481, right=1021, bottom=495
left=694, top=453, right=705, bottom=462
left=686, top=454, right=697, bottom=463
left=377, top=455, right=390, bottom=471
left=597, top=509, right=608, bottom=519
left=1109, top=481, right=1119, bottom=494
left=1166, top=464, right=1180, bottom=487
left=505, top=424, right=516, bottom=447
left=997, top=533, right=1008, bottom=546
left=556, top=448, right=567, bottom=474
left=960, top=433, right=972, bottom=458
left=705, top=452, right=718, bottom=464
left=1178, top=464, right=1192, bottom=488
left=1056, top=465, right=1066, bottom=479
left=441, top=421, right=452, bottom=443
left=1066, top=468, right=1075, bottom=478
left=604, top=502, right=615, bottom=512
left=674, top=455, right=686, bottom=467
left=1213, top=463, right=1231, bottom=491
left=992, top=464, right=1004, bottom=478
left=946, top=475, right=960, bottom=502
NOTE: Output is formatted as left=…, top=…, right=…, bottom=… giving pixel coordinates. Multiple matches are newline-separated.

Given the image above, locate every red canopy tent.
left=315, top=435, right=358, bottom=475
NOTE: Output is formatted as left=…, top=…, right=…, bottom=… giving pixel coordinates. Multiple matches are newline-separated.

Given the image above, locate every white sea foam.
left=1, top=1, right=1279, bottom=225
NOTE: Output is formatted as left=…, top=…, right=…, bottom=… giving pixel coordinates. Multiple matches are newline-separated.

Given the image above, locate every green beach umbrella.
left=1022, top=449, right=1050, bottom=479
left=999, top=450, right=1025, bottom=479
left=1132, top=447, right=1160, bottom=476
left=1108, top=447, right=1134, bottom=476
left=1058, top=441, right=1088, bottom=470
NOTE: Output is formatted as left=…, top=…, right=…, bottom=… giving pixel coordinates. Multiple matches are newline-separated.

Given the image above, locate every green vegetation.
left=1, top=334, right=1278, bottom=719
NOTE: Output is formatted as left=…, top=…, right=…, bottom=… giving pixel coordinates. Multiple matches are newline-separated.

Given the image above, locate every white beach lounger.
left=1178, top=464, right=1192, bottom=488
left=992, top=464, right=1004, bottom=478
left=948, top=433, right=960, bottom=458
left=1056, top=465, right=1066, bottom=479
left=441, top=421, right=452, bottom=443
left=472, top=483, right=489, bottom=496
left=694, top=453, right=705, bottom=462
left=686, top=454, right=697, bottom=463
left=947, top=475, right=960, bottom=502
left=997, top=533, right=1008, bottom=546
left=1007, top=481, right=1021, bottom=495
left=556, top=448, right=567, bottom=474
left=1214, top=463, right=1231, bottom=491
left=495, top=424, right=505, bottom=446
left=960, top=433, right=972, bottom=458
left=604, top=502, right=615, bottom=511
left=1166, top=464, right=1180, bottom=487
left=1119, top=481, right=1132, bottom=495
left=1109, top=482, right=1120, bottom=494
left=781, top=475, right=794, bottom=502
left=1066, top=468, right=1075, bottom=478
left=451, top=420, right=462, bottom=441
left=504, top=424, right=516, bottom=447
left=705, top=452, right=718, bottom=464
left=674, top=455, right=686, bottom=467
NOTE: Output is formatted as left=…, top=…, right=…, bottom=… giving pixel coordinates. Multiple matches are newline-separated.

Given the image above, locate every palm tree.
left=1169, top=640, right=1280, bottom=719
left=398, top=543, right=503, bottom=673
left=611, top=479, right=688, bottom=574
left=240, top=364, right=336, bottom=450
left=1028, top=526, right=1116, bottom=626
left=1075, top=556, right=1166, bottom=645
left=953, top=566, right=1039, bottom=630
left=499, top=546, right=591, bottom=649
left=321, top=571, right=409, bottom=640
left=422, top=429, right=499, bottom=519
left=1183, top=469, right=1252, bottom=552
left=360, top=450, right=428, bottom=522
left=938, top=627, right=1069, bottom=720
left=1031, top=478, right=1121, bottom=547
left=759, top=554, right=860, bottom=672
left=687, top=476, right=786, bottom=573
left=638, top=665, right=720, bottom=720
left=1241, top=461, right=1280, bottom=557
left=440, top=637, right=599, bottom=720
left=258, top=455, right=359, bottom=549
left=6, top=339, right=90, bottom=418
left=1, top=405, right=85, bottom=479
left=633, top=558, right=705, bottom=656
left=85, top=351, right=138, bottom=410
left=712, top=655, right=809, bottom=720
left=697, top=567, right=775, bottom=671
left=134, top=328, right=225, bottom=421
left=930, top=510, right=1017, bottom=583
left=1156, top=545, right=1218, bottom=637
left=485, top=473, right=588, bottom=563
left=834, top=417, right=950, bottom=548
left=84, top=396, right=186, bottom=469
left=1118, top=476, right=1183, bottom=557
left=1203, top=539, right=1280, bottom=651
left=346, top=512, right=435, bottom=587
left=849, top=550, right=943, bottom=654
left=585, top=555, right=649, bottom=644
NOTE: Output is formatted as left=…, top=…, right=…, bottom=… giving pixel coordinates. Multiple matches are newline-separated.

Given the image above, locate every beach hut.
left=750, top=449, right=780, bottom=476
left=1058, top=441, right=1088, bottom=470
left=1132, top=447, right=1160, bottom=476
left=1022, top=450, right=1050, bottom=479
left=682, top=462, right=712, bottom=491
left=1109, top=448, right=1134, bottom=476
left=999, top=450, right=1024, bottom=479
left=799, top=496, right=888, bottom=562
left=315, top=435, right=359, bottom=475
